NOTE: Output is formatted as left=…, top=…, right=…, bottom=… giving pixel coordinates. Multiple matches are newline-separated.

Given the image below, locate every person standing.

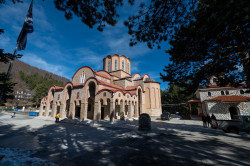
left=207, top=115, right=211, bottom=128
left=56, top=113, right=60, bottom=122
left=11, top=112, right=16, bottom=118
left=211, top=114, right=216, bottom=120
left=211, top=114, right=218, bottom=129
left=202, top=114, right=207, bottom=128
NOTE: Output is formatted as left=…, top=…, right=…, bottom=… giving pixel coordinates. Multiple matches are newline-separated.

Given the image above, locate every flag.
left=17, top=0, right=34, bottom=51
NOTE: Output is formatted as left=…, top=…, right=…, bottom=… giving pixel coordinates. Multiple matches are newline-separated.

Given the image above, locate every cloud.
left=21, top=53, right=71, bottom=79
left=91, top=18, right=153, bottom=60
left=73, top=48, right=106, bottom=70
left=131, top=60, right=141, bottom=73
left=147, top=72, right=161, bottom=79
left=0, top=1, right=55, bottom=52
left=0, top=34, right=10, bottom=48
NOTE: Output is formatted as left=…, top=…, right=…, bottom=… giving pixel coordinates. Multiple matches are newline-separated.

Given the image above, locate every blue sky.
left=0, top=0, right=170, bottom=90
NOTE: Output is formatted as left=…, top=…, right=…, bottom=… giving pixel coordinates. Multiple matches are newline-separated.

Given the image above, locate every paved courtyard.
left=0, top=112, right=250, bottom=166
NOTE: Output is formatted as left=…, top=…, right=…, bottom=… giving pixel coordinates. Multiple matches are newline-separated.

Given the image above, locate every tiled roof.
left=98, top=80, right=124, bottom=90
left=125, top=86, right=139, bottom=91
left=203, top=84, right=231, bottom=89
left=206, top=95, right=250, bottom=102
left=55, top=86, right=63, bottom=90
left=188, top=99, right=201, bottom=103
left=72, top=83, right=83, bottom=87
left=95, top=72, right=111, bottom=80
left=144, top=77, right=156, bottom=82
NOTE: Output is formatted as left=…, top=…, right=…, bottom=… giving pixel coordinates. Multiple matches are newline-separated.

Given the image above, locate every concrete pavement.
left=0, top=112, right=249, bottom=166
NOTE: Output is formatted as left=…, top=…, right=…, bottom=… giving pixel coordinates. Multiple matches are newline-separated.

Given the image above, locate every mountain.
left=0, top=60, right=70, bottom=91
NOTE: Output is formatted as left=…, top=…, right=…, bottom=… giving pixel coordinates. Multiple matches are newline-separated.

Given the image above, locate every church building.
left=188, top=76, right=250, bottom=120
left=39, top=54, right=162, bottom=121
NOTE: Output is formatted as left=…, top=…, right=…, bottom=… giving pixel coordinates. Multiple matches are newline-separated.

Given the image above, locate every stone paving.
left=0, top=111, right=250, bottom=166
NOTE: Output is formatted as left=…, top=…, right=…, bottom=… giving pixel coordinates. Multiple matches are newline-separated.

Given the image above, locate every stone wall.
left=72, top=67, right=95, bottom=84
left=207, top=101, right=250, bottom=120
left=239, top=102, right=250, bottom=116
left=199, top=88, right=250, bottom=101
left=207, top=101, right=231, bottom=120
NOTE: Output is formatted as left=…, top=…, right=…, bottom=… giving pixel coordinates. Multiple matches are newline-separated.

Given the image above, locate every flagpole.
left=0, top=46, right=18, bottom=104
left=0, top=0, right=33, bottom=105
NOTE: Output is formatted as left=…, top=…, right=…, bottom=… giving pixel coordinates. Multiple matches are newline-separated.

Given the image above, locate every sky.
left=0, top=0, right=170, bottom=90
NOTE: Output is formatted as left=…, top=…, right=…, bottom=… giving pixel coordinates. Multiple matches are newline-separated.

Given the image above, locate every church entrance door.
left=101, top=107, right=104, bottom=119
left=229, top=107, right=238, bottom=119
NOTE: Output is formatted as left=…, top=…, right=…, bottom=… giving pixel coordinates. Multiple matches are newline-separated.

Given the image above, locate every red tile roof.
left=188, top=99, right=201, bottom=103
left=203, top=84, right=231, bottom=88
left=207, top=96, right=250, bottom=102
left=55, top=86, right=63, bottom=90
left=98, top=80, right=124, bottom=90
left=95, top=72, right=111, bottom=80
left=72, top=83, right=83, bottom=87
left=125, top=86, right=139, bottom=91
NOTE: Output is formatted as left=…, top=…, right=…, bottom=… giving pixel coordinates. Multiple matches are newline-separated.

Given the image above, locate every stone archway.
left=65, top=86, right=72, bottom=118
left=87, top=82, right=96, bottom=119
left=125, top=100, right=128, bottom=117
left=138, top=88, right=142, bottom=116
left=115, top=99, right=120, bottom=119
left=229, top=106, right=238, bottom=119
left=75, top=101, right=81, bottom=118
left=100, top=99, right=104, bottom=120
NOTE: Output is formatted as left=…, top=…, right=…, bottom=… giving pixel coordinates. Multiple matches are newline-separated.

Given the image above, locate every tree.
left=19, top=71, right=64, bottom=105
left=161, top=84, right=196, bottom=118
left=124, top=0, right=197, bottom=49
left=2, top=0, right=249, bottom=90
left=52, top=0, right=196, bottom=48
left=53, top=0, right=134, bottom=32
left=161, top=0, right=249, bottom=92
left=0, top=72, right=15, bottom=105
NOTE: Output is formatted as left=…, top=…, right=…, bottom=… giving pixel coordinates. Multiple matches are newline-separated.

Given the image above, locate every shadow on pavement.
left=0, top=119, right=250, bottom=166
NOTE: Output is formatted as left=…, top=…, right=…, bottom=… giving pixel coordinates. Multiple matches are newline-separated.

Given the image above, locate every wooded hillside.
left=0, top=60, right=70, bottom=92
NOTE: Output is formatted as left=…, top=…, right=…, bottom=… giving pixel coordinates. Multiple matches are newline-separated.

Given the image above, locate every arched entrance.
left=56, top=102, right=60, bottom=114
left=229, top=107, right=238, bottom=119
left=49, top=89, right=55, bottom=116
left=138, top=88, right=142, bottom=116
left=115, top=99, right=120, bottom=119
left=125, top=100, right=128, bottom=117
left=75, top=101, right=81, bottom=118
left=100, top=99, right=104, bottom=119
left=87, top=82, right=96, bottom=119
left=65, top=86, right=72, bottom=117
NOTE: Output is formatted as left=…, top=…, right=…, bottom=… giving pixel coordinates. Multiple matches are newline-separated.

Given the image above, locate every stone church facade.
left=39, top=54, right=162, bottom=120
left=189, top=76, right=250, bottom=120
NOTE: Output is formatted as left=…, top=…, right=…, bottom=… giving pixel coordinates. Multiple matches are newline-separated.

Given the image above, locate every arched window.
left=240, top=90, right=244, bottom=94
left=226, top=90, right=229, bottom=95
left=213, top=78, right=217, bottom=83
left=115, top=59, right=117, bottom=71
left=208, top=92, right=211, bottom=96
left=103, top=92, right=106, bottom=97
left=221, top=91, right=225, bottom=95
left=108, top=60, right=111, bottom=72
left=127, top=63, right=129, bottom=73
left=58, top=94, right=60, bottom=100
left=80, top=72, right=85, bottom=83
left=122, top=60, right=124, bottom=71
left=76, top=92, right=80, bottom=99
